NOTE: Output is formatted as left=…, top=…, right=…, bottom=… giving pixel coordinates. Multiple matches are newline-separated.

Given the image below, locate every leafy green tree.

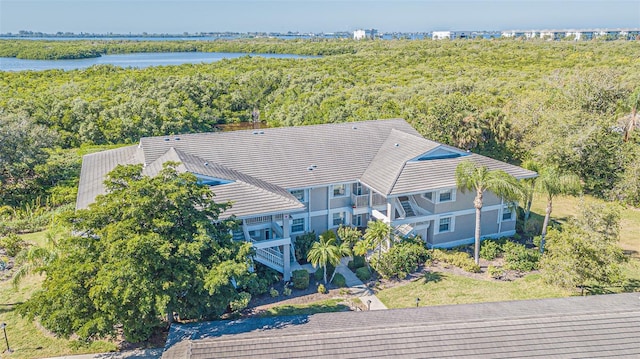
left=541, top=202, right=626, bottom=294
left=455, top=160, right=523, bottom=264
left=307, top=234, right=341, bottom=284
left=536, top=166, right=582, bottom=252
left=363, top=220, right=392, bottom=267
left=336, top=225, right=362, bottom=250
left=18, top=163, right=251, bottom=342
left=0, top=113, right=56, bottom=206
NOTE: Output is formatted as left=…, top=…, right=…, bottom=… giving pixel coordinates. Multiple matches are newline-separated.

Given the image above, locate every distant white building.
left=353, top=29, right=377, bottom=40
left=431, top=31, right=452, bottom=40
left=432, top=31, right=472, bottom=40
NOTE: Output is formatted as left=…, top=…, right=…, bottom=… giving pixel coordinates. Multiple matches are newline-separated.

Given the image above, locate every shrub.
left=0, top=233, right=28, bottom=257
left=479, top=240, right=502, bottom=260
left=503, top=242, right=540, bottom=271
left=317, top=284, right=327, bottom=294
left=431, top=249, right=480, bottom=273
left=230, top=292, right=251, bottom=312
left=314, top=269, right=323, bottom=282
left=487, top=265, right=505, bottom=279
left=283, top=287, right=292, bottom=296
left=269, top=287, right=279, bottom=297
left=292, top=269, right=310, bottom=289
left=371, top=241, right=430, bottom=279
left=348, top=255, right=366, bottom=271
left=355, top=266, right=371, bottom=281
left=294, top=232, right=317, bottom=263
left=332, top=273, right=347, bottom=287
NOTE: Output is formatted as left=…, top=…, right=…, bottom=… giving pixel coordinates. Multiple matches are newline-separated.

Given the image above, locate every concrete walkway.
left=335, top=257, right=387, bottom=310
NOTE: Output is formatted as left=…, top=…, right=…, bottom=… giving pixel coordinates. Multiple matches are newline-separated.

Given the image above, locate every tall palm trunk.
left=323, top=265, right=328, bottom=284
left=540, top=196, right=553, bottom=253
left=473, top=189, right=483, bottom=264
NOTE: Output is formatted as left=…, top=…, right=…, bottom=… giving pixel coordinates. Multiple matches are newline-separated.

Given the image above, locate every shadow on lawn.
left=423, top=272, right=444, bottom=283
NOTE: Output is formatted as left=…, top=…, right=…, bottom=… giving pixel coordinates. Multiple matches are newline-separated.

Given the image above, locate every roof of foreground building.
left=162, top=293, right=640, bottom=358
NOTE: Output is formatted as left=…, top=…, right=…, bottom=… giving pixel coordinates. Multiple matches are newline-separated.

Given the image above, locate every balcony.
left=350, top=192, right=387, bottom=208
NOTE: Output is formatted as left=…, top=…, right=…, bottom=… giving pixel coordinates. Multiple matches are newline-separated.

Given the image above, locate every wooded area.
left=1, top=39, right=638, bottom=213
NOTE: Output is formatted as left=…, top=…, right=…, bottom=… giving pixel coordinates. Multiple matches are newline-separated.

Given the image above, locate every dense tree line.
left=1, top=39, right=639, bottom=210
left=0, top=39, right=358, bottom=59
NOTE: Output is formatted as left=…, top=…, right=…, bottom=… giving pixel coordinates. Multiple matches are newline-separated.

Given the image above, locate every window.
left=291, top=218, right=305, bottom=233
left=332, top=184, right=347, bottom=197
left=352, top=183, right=363, bottom=196
left=332, top=212, right=346, bottom=227
left=502, top=206, right=514, bottom=221
left=438, top=216, right=454, bottom=233
left=290, top=189, right=306, bottom=202
left=422, top=192, right=433, bottom=201
left=439, top=190, right=453, bottom=202
left=352, top=214, right=362, bottom=227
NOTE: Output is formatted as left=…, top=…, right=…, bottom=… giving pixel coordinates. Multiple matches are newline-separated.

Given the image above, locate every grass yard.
left=1, top=231, right=115, bottom=359
left=377, top=272, right=572, bottom=309
left=259, top=298, right=350, bottom=317
left=0, top=275, right=116, bottom=359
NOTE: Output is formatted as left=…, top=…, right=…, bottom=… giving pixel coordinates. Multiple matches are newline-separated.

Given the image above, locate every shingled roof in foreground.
left=162, top=293, right=640, bottom=358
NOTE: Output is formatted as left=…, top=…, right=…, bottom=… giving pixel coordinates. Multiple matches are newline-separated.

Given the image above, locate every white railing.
left=255, top=247, right=284, bottom=268
left=408, top=196, right=431, bottom=216
left=351, top=193, right=369, bottom=208
left=271, top=222, right=284, bottom=238
left=372, top=193, right=387, bottom=207
left=371, top=209, right=390, bottom=223
left=245, top=215, right=271, bottom=225
left=394, top=197, right=407, bottom=219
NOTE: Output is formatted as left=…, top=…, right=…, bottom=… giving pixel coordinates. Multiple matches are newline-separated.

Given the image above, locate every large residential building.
left=77, top=119, right=535, bottom=280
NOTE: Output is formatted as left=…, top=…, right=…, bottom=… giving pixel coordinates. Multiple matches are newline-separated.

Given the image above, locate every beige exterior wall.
left=310, top=214, right=328, bottom=234
left=434, top=190, right=501, bottom=214
left=309, top=187, right=328, bottom=211
left=412, top=194, right=435, bottom=213
left=430, top=209, right=503, bottom=247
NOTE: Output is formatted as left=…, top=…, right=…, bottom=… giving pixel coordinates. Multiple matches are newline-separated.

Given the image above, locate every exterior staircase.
left=398, top=196, right=416, bottom=217
left=394, top=223, right=415, bottom=238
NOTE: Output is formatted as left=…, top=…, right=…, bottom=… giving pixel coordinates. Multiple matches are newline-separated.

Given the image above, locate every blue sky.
left=1, top=1, right=638, bottom=34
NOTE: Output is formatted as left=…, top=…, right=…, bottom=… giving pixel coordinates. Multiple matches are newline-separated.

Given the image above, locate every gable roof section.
left=391, top=151, right=537, bottom=195
left=145, top=148, right=304, bottom=219
left=76, top=145, right=143, bottom=209
left=162, top=293, right=640, bottom=359
left=139, top=119, right=419, bottom=190
left=359, top=129, right=441, bottom=195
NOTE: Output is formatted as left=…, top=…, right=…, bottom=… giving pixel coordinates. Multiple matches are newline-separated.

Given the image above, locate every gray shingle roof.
left=76, top=119, right=535, bottom=212
left=76, top=145, right=143, bottom=209
left=144, top=148, right=305, bottom=218
left=138, top=119, right=419, bottom=190
left=162, top=293, right=640, bottom=359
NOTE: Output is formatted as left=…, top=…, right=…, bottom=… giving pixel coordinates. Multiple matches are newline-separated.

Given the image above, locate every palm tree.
left=455, top=160, right=523, bottom=264
left=307, top=234, right=341, bottom=284
left=328, top=241, right=352, bottom=283
left=12, top=227, right=61, bottom=287
left=364, top=220, right=391, bottom=267
left=520, top=159, right=541, bottom=228
left=536, top=166, right=582, bottom=253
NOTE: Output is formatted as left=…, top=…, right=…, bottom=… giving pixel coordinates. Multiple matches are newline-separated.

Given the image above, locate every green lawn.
left=378, top=195, right=640, bottom=309
left=2, top=230, right=116, bottom=359
left=0, top=275, right=116, bottom=359
left=260, top=298, right=350, bottom=317
left=377, top=272, right=572, bottom=309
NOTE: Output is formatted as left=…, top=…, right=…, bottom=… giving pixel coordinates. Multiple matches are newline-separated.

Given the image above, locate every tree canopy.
left=541, top=202, right=626, bottom=293
left=18, top=163, right=252, bottom=342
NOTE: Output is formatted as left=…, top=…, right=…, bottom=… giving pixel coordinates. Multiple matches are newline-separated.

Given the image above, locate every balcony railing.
left=351, top=192, right=388, bottom=208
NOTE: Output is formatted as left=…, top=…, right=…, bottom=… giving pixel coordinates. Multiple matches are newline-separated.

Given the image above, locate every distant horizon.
left=1, top=1, right=638, bottom=34
left=4, top=26, right=640, bottom=37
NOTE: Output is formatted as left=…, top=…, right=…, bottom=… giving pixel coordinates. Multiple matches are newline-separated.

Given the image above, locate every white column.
left=283, top=214, right=291, bottom=281
left=283, top=242, right=291, bottom=281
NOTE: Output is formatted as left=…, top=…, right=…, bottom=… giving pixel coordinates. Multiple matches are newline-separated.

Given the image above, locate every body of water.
left=0, top=52, right=315, bottom=72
